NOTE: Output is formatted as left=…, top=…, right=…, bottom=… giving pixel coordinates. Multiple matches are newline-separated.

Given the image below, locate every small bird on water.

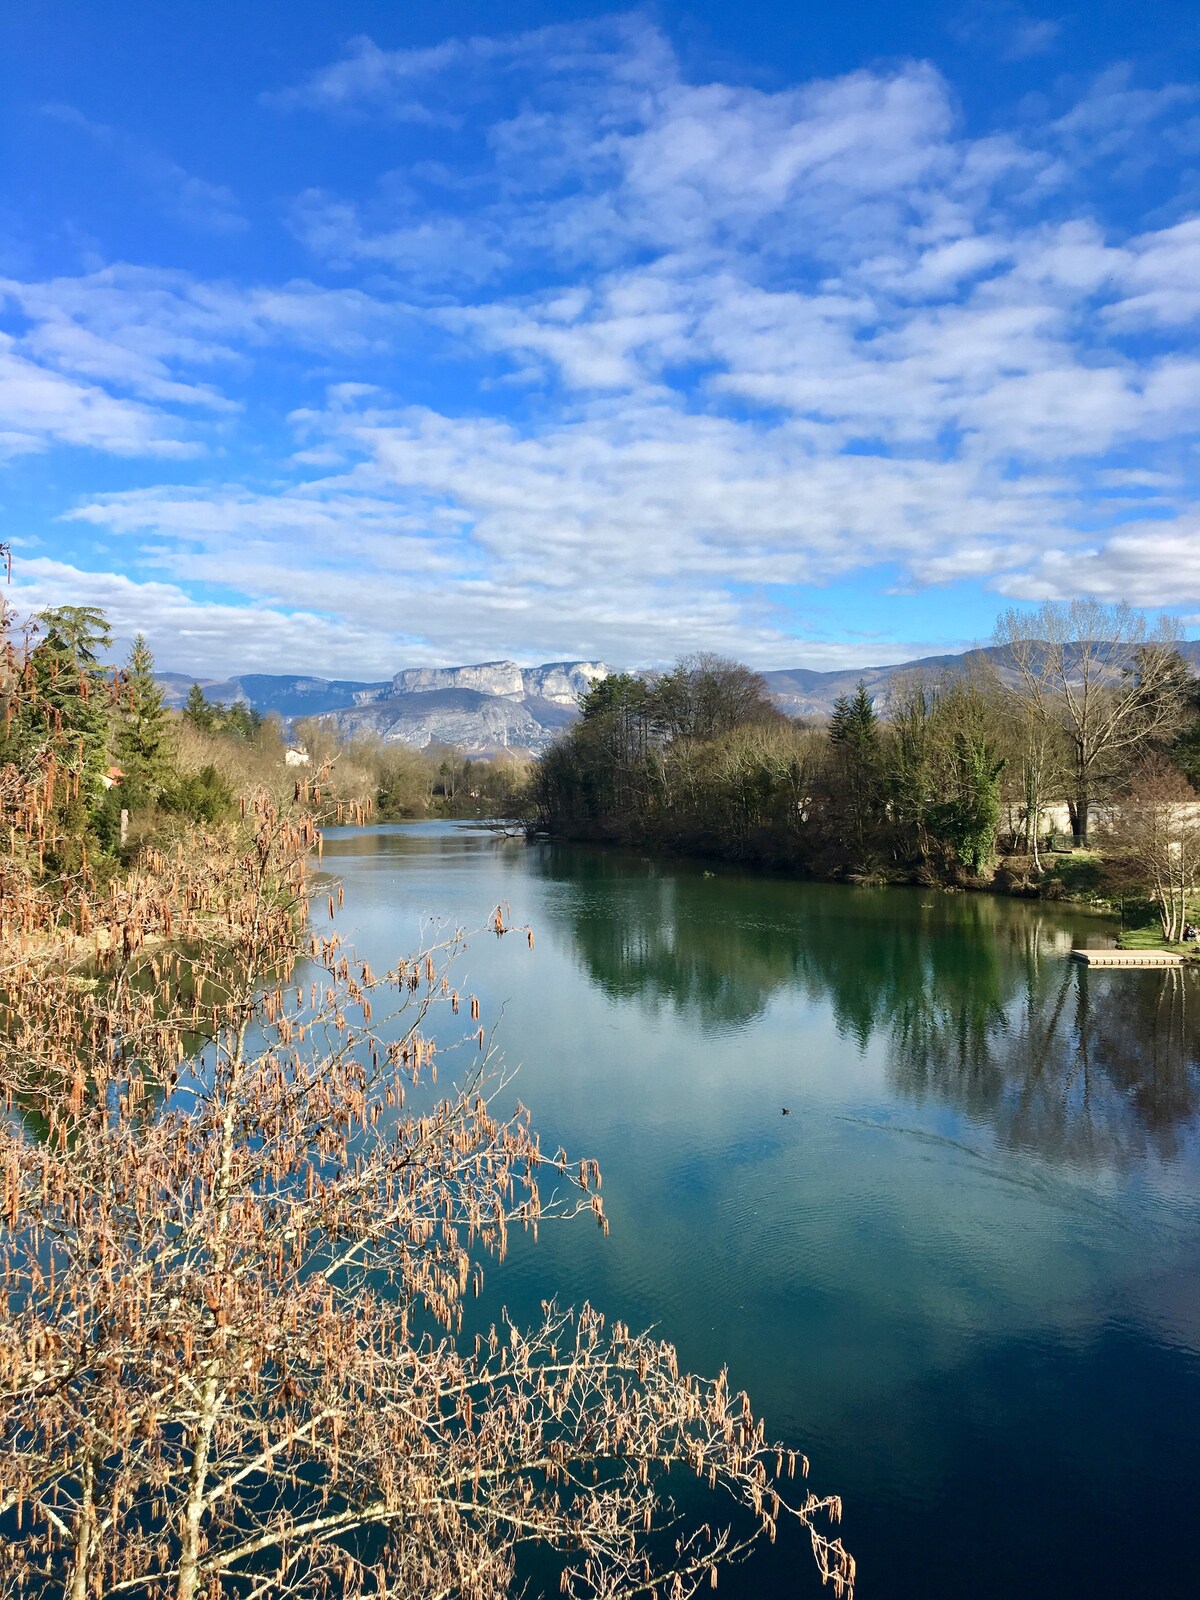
left=781, top=1107, right=790, bottom=1115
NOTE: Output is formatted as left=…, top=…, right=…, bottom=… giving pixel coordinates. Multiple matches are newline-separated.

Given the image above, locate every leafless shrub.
left=1101, top=756, right=1200, bottom=941
left=1, top=785, right=853, bottom=1597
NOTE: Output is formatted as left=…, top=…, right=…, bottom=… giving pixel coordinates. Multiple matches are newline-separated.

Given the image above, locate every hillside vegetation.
left=0, top=591, right=528, bottom=907
left=532, top=607, right=1200, bottom=940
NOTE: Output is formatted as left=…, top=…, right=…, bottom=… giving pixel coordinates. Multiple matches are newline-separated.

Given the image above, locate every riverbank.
left=311, top=820, right=1200, bottom=1600
left=1116, top=924, right=1200, bottom=959
left=527, top=817, right=1134, bottom=925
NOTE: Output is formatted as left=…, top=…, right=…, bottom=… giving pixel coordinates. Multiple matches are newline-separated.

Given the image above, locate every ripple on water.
left=315, top=825, right=1200, bottom=1600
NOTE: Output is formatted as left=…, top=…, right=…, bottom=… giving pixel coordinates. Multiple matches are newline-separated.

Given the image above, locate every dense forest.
left=532, top=603, right=1200, bottom=933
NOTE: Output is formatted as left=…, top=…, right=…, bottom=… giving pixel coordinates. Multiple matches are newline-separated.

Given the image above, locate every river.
left=319, top=821, right=1200, bottom=1600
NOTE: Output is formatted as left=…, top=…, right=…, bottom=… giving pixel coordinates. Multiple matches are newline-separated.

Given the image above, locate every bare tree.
left=653, top=655, right=780, bottom=744
left=1101, top=757, right=1200, bottom=942
left=989, top=681, right=1069, bottom=871
left=994, top=600, right=1187, bottom=844
left=1, top=789, right=854, bottom=1599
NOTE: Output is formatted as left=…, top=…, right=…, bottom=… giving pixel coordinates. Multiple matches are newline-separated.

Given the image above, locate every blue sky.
left=3, top=1, right=1200, bottom=676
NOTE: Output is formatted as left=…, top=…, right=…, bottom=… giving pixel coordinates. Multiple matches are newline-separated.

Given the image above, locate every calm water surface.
left=319, top=822, right=1200, bottom=1600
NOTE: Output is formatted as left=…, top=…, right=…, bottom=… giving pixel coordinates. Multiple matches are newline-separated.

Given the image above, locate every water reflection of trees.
left=890, top=953, right=1200, bottom=1165
left=533, top=846, right=807, bottom=1030
left=536, top=846, right=1200, bottom=1166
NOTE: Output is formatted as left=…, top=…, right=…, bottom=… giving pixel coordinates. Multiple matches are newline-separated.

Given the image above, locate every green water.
left=320, top=822, right=1200, bottom=1599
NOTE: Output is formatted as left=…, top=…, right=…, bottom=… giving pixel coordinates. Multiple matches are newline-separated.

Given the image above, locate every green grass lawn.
left=1023, top=845, right=1200, bottom=953
left=1117, top=922, right=1200, bottom=955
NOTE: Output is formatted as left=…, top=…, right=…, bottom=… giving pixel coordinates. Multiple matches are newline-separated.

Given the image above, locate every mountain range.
left=159, top=642, right=1200, bottom=757
left=157, top=660, right=608, bottom=756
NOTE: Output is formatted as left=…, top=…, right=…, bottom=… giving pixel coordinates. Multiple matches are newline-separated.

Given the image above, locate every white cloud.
left=949, top=3, right=1063, bottom=63
left=265, top=27, right=1191, bottom=476
left=265, top=16, right=671, bottom=121
left=0, top=334, right=199, bottom=457
left=1105, top=217, right=1200, bottom=328
left=3, top=267, right=408, bottom=366
left=16, top=310, right=234, bottom=411
left=11, top=549, right=951, bottom=677
left=11, top=19, right=1200, bottom=672
left=62, top=390, right=1073, bottom=669
left=0, top=267, right=417, bottom=458
left=263, top=35, right=468, bottom=119
left=7, top=557, right=387, bottom=677
left=287, top=189, right=510, bottom=282
left=1052, top=67, right=1197, bottom=157
left=996, top=517, right=1200, bottom=605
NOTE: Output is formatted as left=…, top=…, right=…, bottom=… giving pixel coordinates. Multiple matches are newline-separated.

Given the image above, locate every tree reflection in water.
left=890, top=947, right=1200, bottom=1166
left=535, top=846, right=804, bottom=1030
left=533, top=845, right=1200, bottom=1169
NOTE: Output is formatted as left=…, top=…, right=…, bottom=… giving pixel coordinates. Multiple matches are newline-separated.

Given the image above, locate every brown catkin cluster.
left=0, top=562, right=853, bottom=1600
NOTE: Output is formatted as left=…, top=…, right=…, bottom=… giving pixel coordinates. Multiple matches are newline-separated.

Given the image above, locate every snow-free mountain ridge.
left=158, top=659, right=609, bottom=755
left=158, top=642, right=1200, bottom=756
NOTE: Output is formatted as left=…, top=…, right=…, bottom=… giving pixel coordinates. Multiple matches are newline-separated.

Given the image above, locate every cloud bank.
left=4, top=15, right=1200, bottom=673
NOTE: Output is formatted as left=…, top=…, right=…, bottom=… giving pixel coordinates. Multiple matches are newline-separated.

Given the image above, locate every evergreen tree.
left=1171, top=691, right=1200, bottom=790
left=115, top=634, right=171, bottom=800
left=932, top=732, right=1005, bottom=873
left=828, top=681, right=880, bottom=759
left=827, top=682, right=885, bottom=867
left=0, top=607, right=115, bottom=871
left=30, top=611, right=113, bottom=794
left=183, top=682, right=217, bottom=731
left=222, top=700, right=263, bottom=740
left=37, top=605, right=112, bottom=669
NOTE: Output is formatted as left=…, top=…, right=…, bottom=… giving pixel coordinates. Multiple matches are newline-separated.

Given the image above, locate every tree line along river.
left=316, top=820, right=1200, bottom=1600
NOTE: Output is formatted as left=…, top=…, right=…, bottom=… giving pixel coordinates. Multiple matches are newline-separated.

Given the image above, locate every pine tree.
left=183, top=681, right=216, bottom=731
left=115, top=634, right=171, bottom=799
left=223, top=700, right=262, bottom=740
left=829, top=681, right=879, bottom=760
left=2, top=607, right=115, bottom=872
left=827, top=682, right=885, bottom=866
left=29, top=608, right=113, bottom=794
left=37, top=605, right=112, bottom=669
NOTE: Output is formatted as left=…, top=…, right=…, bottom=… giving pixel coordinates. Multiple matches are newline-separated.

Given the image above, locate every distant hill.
left=765, top=639, right=1200, bottom=717
left=159, top=660, right=609, bottom=756
left=760, top=649, right=1003, bottom=717
left=159, top=640, right=1200, bottom=754
left=158, top=673, right=390, bottom=719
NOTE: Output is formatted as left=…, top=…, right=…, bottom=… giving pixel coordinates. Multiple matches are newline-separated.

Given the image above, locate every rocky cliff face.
left=391, top=662, right=525, bottom=699
left=334, top=688, right=562, bottom=752
left=161, top=641, right=1200, bottom=756
left=355, top=661, right=608, bottom=752
left=158, top=661, right=610, bottom=755
left=390, top=660, right=606, bottom=707
left=525, top=662, right=609, bottom=705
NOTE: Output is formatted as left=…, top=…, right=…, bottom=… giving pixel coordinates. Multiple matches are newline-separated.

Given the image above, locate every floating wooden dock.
left=1070, top=949, right=1183, bottom=967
